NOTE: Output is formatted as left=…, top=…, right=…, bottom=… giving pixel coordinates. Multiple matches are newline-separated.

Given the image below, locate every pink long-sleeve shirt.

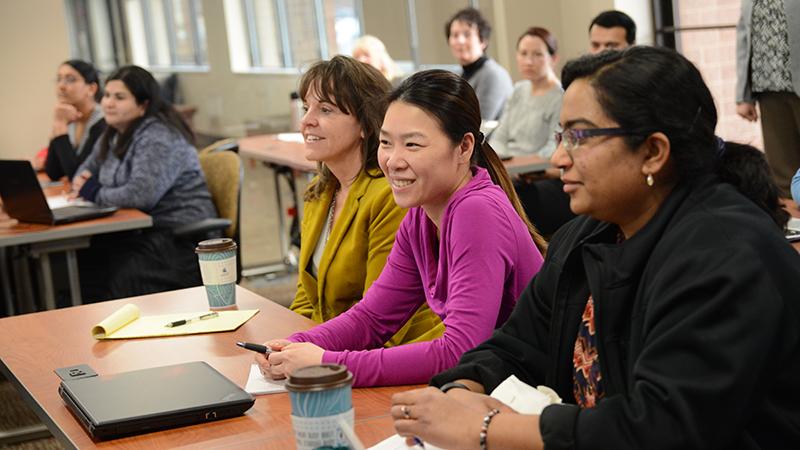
left=289, top=167, right=544, bottom=386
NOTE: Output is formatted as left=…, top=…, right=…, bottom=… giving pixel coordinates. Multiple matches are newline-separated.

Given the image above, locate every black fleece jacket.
left=432, top=177, right=800, bottom=449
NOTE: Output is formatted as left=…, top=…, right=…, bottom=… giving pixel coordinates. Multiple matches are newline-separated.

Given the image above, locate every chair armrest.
left=172, top=218, right=232, bottom=239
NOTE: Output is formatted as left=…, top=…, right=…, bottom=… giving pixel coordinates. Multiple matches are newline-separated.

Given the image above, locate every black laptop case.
left=58, top=361, right=255, bottom=440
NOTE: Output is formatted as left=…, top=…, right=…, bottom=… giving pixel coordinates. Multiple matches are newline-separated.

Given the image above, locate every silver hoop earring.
left=646, top=173, right=654, bottom=187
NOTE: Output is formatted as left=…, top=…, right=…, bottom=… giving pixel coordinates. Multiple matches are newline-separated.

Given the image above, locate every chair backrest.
left=198, top=142, right=241, bottom=239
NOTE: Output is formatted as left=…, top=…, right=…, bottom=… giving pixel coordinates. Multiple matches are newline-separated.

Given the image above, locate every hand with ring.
left=391, top=386, right=511, bottom=449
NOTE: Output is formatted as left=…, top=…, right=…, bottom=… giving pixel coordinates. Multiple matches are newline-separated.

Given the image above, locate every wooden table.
left=0, top=285, right=405, bottom=449
left=238, top=134, right=316, bottom=276
left=238, top=134, right=316, bottom=173
left=1, top=176, right=153, bottom=312
left=0, top=209, right=152, bottom=312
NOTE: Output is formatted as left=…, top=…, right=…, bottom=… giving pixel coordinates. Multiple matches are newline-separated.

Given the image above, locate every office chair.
left=173, top=139, right=243, bottom=281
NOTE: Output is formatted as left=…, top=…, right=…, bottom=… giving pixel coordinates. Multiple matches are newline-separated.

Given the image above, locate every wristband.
left=78, top=176, right=101, bottom=202
left=479, top=408, right=500, bottom=450
left=439, top=381, right=470, bottom=393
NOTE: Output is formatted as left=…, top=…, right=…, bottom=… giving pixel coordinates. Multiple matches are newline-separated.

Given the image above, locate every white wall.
left=0, top=0, right=651, bottom=149
left=178, top=0, right=300, bottom=137
left=0, top=0, right=70, bottom=159
left=615, top=0, right=654, bottom=45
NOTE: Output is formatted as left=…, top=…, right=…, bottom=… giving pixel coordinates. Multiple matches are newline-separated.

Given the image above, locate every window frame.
left=64, top=0, right=210, bottom=73
left=230, top=0, right=364, bottom=74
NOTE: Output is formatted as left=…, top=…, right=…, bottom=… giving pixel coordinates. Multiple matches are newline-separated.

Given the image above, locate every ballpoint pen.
left=165, top=311, right=219, bottom=327
left=235, top=341, right=273, bottom=354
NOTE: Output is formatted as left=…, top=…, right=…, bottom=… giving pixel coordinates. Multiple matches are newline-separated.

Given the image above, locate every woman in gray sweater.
left=445, top=8, right=513, bottom=121
left=490, top=27, right=562, bottom=159
left=72, top=65, right=217, bottom=302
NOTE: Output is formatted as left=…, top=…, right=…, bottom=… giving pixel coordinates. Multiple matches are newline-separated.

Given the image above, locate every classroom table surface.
left=0, top=285, right=409, bottom=449
left=0, top=176, right=153, bottom=247
left=0, top=208, right=152, bottom=247
left=238, top=133, right=317, bottom=172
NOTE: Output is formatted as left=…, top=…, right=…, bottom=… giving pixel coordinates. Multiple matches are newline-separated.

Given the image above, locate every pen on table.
left=236, top=341, right=273, bottom=354
left=165, top=311, right=218, bottom=328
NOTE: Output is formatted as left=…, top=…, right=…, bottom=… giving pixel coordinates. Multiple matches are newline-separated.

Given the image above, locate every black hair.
left=298, top=55, right=392, bottom=201
left=388, top=70, right=547, bottom=252
left=445, top=7, right=491, bottom=44
left=589, top=10, right=636, bottom=44
left=562, top=46, right=717, bottom=183
left=561, top=46, right=787, bottom=228
left=717, top=143, right=790, bottom=229
left=98, top=65, right=193, bottom=161
left=62, top=59, right=102, bottom=102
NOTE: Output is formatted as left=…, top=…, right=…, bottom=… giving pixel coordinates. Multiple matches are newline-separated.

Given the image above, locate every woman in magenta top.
left=257, top=70, right=546, bottom=387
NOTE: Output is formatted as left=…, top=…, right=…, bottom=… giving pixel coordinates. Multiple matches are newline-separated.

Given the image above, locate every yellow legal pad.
left=91, top=304, right=259, bottom=339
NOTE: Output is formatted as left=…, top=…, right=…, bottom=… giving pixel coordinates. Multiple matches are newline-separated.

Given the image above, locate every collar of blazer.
left=300, top=169, right=380, bottom=286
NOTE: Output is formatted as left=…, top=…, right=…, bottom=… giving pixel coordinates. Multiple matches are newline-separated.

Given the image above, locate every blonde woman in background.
left=352, top=35, right=403, bottom=85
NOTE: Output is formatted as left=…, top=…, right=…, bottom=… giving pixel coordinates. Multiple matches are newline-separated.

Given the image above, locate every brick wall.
left=675, top=0, right=763, bottom=149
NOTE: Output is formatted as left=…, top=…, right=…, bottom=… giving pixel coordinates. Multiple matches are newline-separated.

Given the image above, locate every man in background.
left=588, top=10, right=636, bottom=54
left=736, top=0, right=800, bottom=197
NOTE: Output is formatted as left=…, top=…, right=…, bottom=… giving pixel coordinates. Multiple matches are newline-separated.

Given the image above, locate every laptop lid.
left=58, top=361, right=255, bottom=440
left=0, top=160, right=117, bottom=225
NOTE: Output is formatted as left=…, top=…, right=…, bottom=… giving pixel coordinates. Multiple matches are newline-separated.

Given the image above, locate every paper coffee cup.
left=195, top=238, right=238, bottom=309
left=286, top=364, right=354, bottom=450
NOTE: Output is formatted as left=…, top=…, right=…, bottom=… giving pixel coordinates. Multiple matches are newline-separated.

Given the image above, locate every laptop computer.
left=58, top=361, right=255, bottom=440
left=0, top=160, right=117, bottom=225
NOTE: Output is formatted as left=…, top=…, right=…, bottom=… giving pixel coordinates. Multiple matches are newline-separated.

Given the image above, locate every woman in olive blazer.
left=291, top=168, right=443, bottom=345
left=288, top=55, right=443, bottom=345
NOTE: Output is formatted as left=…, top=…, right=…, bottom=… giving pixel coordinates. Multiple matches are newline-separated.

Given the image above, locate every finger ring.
left=402, top=405, right=411, bottom=420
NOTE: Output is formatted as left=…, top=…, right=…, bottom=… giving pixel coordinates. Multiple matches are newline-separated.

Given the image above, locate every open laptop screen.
left=0, top=160, right=116, bottom=225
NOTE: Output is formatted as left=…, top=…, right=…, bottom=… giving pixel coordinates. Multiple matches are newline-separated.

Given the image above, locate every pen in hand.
left=236, top=341, right=273, bottom=354
left=165, top=311, right=218, bottom=328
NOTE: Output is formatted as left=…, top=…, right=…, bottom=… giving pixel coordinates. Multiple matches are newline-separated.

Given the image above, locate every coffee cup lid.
left=286, top=364, right=353, bottom=392
left=195, top=238, right=237, bottom=253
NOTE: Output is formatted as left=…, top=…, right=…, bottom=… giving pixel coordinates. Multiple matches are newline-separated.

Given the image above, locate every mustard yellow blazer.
left=290, top=170, right=443, bottom=346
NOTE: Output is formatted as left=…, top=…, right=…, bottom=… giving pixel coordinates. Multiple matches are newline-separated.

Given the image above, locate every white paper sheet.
left=244, top=363, right=287, bottom=395
left=368, top=434, right=433, bottom=450
left=46, top=194, right=95, bottom=210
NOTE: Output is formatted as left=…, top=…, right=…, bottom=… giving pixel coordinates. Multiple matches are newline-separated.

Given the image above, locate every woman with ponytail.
left=392, top=47, right=800, bottom=450
left=256, top=70, right=545, bottom=387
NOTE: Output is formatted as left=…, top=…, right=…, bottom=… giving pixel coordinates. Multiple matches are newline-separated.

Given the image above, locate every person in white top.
left=491, top=27, right=562, bottom=159
left=492, top=27, right=573, bottom=236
